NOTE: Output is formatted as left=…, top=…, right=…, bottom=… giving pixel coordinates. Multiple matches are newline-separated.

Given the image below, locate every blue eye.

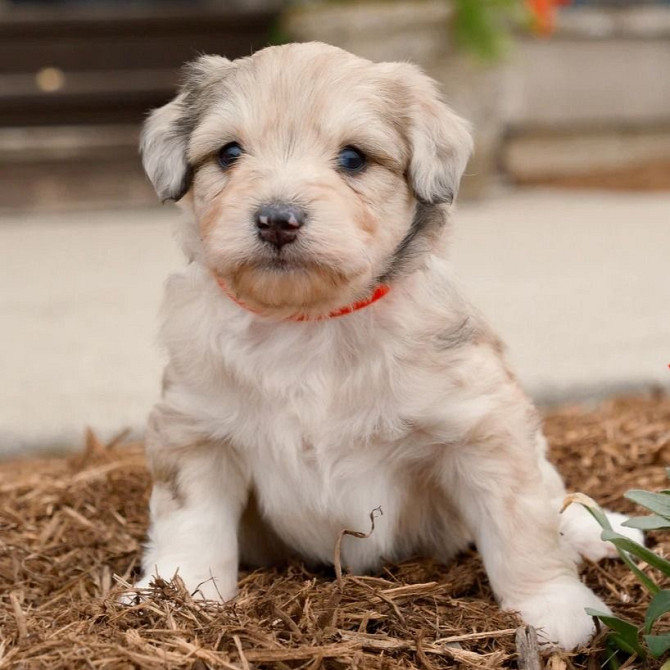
left=218, top=142, right=243, bottom=169
left=337, top=146, right=366, bottom=173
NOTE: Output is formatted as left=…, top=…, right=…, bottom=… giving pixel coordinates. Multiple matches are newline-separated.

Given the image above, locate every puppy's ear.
left=140, top=55, right=232, bottom=202
left=386, top=63, right=473, bottom=205
left=140, top=93, right=191, bottom=202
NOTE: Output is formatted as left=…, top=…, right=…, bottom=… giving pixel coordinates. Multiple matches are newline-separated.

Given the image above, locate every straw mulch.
left=2, top=392, right=669, bottom=669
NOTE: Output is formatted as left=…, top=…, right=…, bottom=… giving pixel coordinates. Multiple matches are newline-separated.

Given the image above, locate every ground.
left=1, top=393, right=669, bottom=669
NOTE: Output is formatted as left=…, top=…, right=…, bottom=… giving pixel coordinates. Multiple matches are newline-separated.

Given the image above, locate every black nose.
left=255, top=203, right=305, bottom=249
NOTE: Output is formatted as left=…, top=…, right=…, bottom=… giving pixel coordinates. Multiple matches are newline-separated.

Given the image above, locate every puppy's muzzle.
left=255, top=203, right=305, bottom=250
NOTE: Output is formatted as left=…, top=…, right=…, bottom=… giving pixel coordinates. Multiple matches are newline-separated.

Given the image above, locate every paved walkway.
left=1, top=189, right=669, bottom=456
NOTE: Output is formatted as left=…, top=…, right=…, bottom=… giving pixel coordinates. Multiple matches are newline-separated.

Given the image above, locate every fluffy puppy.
left=137, top=42, right=640, bottom=650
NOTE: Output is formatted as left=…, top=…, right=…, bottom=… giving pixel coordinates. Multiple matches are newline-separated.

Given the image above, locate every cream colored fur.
left=134, top=43, right=642, bottom=650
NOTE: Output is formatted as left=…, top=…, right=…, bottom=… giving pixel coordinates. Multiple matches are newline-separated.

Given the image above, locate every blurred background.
left=0, top=0, right=668, bottom=456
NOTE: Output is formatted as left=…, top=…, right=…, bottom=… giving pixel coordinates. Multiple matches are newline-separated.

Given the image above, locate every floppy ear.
left=140, top=55, right=232, bottom=202
left=390, top=63, right=473, bottom=205
left=140, top=93, right=191, bottom=202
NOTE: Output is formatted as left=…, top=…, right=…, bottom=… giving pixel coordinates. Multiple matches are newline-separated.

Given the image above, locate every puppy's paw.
left=560, top=503, right=644, bottom=562
left=505, top=579, right=609, bottom=650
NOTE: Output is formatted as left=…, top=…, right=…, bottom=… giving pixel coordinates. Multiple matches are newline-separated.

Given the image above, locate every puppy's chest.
left=191, top=320, right=446, bottom=565
left=231, top=359, right=421, bottom=565
left=230, top=361, right=411, bottom=459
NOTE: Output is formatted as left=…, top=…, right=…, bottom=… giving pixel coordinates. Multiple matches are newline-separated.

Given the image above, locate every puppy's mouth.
left=254, top=255, right=305, bottom=272
left=213, top=254, right=369, bottom=316
left=241, top=241, right=338, bottom=275
left=230, top=256, right=347, bottom=286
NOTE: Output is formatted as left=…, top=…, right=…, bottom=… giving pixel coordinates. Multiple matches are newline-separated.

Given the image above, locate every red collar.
left=215, top=277, right=390, bottom=321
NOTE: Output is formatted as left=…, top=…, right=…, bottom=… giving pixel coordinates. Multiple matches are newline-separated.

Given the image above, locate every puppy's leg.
left=136, top=405, right=249, bottom=601
left=444, top=402, right=608, bottom=650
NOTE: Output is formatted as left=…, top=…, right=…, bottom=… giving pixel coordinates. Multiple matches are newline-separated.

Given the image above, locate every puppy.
left=136, top=42, right=641, bottom=650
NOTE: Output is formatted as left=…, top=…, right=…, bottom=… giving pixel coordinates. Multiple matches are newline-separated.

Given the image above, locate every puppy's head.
left=142, top=43, right=472, bottom=317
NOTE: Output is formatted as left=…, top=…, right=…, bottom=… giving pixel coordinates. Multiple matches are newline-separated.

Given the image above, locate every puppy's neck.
left=215, top=277, right=391, bottom=322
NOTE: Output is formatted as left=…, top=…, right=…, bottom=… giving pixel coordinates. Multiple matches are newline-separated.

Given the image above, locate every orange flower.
left=527, top=0, right=572, bottom=36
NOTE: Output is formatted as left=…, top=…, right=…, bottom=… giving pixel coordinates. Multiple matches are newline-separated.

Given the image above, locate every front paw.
left=561, top=504, right=645, bottom=562
left=505, top=579, right=609, bottom=650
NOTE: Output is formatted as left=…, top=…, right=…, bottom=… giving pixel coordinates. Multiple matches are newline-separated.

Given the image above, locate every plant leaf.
left=604, top=638, right=624, bottom=669
left=601, top=529, right=670, bottom=574
left=645, top=590, right=670, bottom=634
left=644, top=633, right=670, bottom=659
left=600, top=530, right=670, bottom=595
left=453, top=0, right=508, bottom=61
left=625, top=490, right=670, bottom=520
left=609, top=633, right=642, bottom=658
left=623, top=515, right=670, bottom=531
left=585, top=609, right=646, bottom=657
left=586, top=608, right=617, bottom=618
left=564, top=493, right=614, bottom=529
left=598, top=533, right=658, bottom=594
left=567, top=494, right=659, bottom=593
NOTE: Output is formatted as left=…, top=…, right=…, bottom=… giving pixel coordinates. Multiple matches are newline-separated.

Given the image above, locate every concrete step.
left=0, top=125, right=156, bottom=213
left=505, top=7, right=670, bottom=129
left=502, top=127, right=670, bottom=186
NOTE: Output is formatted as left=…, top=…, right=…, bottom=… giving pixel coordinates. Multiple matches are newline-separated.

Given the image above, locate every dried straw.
left=1, top=392, right=669, bottom=669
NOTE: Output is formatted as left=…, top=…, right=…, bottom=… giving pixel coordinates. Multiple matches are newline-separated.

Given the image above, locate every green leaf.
left=568, top=493, right=614, bottom=530
left=605, top=643, right=624, bottom=669
left=568, top=494, right=659, bottom=593
left=661, top=658, right=670, bottom=670
left=453, top=0, right=505, bottom=61
left=601, top=529, right=663, bottom=591
left=586, top=607, right=616, bottom=618
left=604, top=640, right=623, bottom=669
left=601, top=529, right=670, bottom=573
left=625, top=490, right=670, bottom=519
left=585, top=609, right=646, bottom=657
left=623, top=515, right=670, bottom=531
left=645, top=633, right=670, bottom=659
left=645, top=590, right=670, bottom=634
left=452, top=0, right=526, bottom=61
left=609, top=633, right=642, bottom=658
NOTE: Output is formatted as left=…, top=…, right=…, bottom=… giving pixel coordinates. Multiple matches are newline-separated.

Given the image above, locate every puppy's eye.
left=218, top=142, right=243, bottom=169
left=337, top=146, right=366, bottom=173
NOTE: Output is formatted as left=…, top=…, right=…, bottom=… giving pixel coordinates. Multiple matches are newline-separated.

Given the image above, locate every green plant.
left=452, top=0, right=529, bottom=61
left=570, top=476, right=670, bottom=669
